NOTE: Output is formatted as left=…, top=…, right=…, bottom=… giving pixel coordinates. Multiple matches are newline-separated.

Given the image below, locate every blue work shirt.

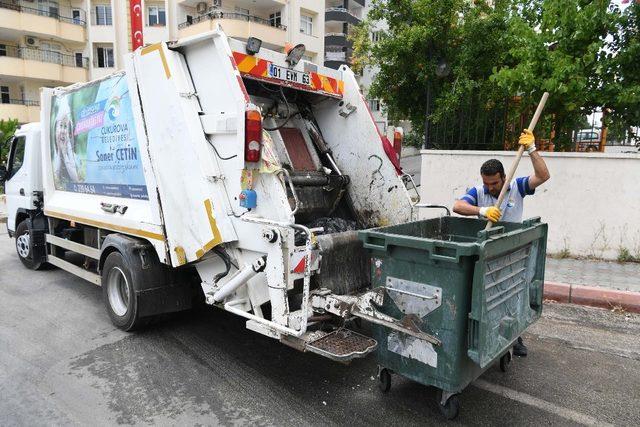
left=458, top=176, right=535, bottom=222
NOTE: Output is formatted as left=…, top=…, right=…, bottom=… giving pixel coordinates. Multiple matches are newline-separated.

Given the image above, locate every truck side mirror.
left=0, top=165, right=7, bottom=182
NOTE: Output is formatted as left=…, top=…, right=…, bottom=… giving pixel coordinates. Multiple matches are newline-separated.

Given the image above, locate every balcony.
left=325, top=51, right=347, bottom=62
left=0, top=99, right=40, bottom=123
left=324, top=50, right=351, bottom=70
left=325, top=32, right=351, bottom=47
left=327, top=0, right=365, bottom=7
left=0, top=1, right=86, bottom=43
left=0, top=45, right=88, bottom=84
left=325, top=7, right=361, bottom=25
left=178, top=0, right=286, bottom=4
left=178, top=11, right=287, bottom=47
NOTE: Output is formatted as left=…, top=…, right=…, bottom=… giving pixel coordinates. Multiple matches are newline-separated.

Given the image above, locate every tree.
left=492, top=0, right=625, bottom=150
left=352, top=0, right=514, bottom=149
left=0, top=119, right=19, bottom=164
left=605, top=2, right=640, bottom=145
left=354, top=0, right=638, bottom=151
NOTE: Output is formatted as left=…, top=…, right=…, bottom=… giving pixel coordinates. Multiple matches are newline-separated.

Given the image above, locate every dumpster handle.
left=362, top=234, right=387, bottom=251
left=430, top=253, right=459, bottom=263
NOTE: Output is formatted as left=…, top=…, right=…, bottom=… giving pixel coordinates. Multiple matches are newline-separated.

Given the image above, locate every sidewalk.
left=544, top=257, right=640, bottom=312
left=546, top=257, right=640, bottom=293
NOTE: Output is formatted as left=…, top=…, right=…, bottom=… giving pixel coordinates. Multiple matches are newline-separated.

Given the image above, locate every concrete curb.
left=544, top=281, right=640, bottom=313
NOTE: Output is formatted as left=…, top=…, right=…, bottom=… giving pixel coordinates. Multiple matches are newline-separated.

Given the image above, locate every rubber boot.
left=513, top=336, right=528, bottom=357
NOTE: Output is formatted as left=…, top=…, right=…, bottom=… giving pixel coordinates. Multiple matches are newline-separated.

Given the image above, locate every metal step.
left=305, top=329, right=377, bottom=363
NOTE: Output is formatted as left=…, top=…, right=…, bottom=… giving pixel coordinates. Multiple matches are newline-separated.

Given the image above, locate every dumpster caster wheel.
left=437, top=391, right=460, bottom=420
left=500, top=351, right=512, bottom=372
left=378, top=368, right=391, bottom=393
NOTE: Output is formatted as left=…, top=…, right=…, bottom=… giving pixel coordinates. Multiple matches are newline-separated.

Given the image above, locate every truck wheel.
left=102, top=251, right=147, bottom=331
left=15, top=220, right=43, bottom=270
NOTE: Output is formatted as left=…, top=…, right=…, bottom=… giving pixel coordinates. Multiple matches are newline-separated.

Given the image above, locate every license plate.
left=267, top=63, right=311, bottom=86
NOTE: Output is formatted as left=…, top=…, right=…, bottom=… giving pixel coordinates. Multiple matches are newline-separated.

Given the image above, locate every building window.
left=0, top=44, right=6, bottom=57
left=75, top=52, right=84, bottom=67
left=368, top=99, right=381, bottom=112
left=148, top=5, right=166, bottom=26
left=300, top=14, right=313, bottom=35
left=371, top=31, right=381, bottom=43
left=1, top=86, right=9, bottom=104
left=72, top=9, right=81, bottom=24
left=95, top=4, right=112, bottom=25
left=39, top=42, right=62, bottom=64
left=38, top=0, right=59, bottom=18
left=269, top=11, right=281, bottom=27
left=95, top=45, right=114, bottom=68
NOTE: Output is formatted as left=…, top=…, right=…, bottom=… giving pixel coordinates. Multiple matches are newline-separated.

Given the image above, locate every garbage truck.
left=0, top=29, right=420, bottom=350
left=0, top=30, right=547, bottom=419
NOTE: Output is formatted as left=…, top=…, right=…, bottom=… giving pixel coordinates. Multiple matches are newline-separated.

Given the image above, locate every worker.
left=452, top=129, right=551, bottom=356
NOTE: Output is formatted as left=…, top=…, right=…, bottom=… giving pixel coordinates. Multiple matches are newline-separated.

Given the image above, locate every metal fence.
left=178, top=10, right=287, bottom=30
left=0, top=99, right=40, bottom=106
left=422, top=95, right=567, bottom=151
left=0, top=1, right=86, bottom=26
left=1, top=45, right=89, bottom=68
left=424, top=96, right=518, bottom=151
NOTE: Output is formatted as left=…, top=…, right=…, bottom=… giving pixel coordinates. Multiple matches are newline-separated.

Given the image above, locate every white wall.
left=420, top=150, right=640, bottom=260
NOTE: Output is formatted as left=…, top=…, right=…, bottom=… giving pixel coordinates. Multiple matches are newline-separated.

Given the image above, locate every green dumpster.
left=358, top=216, right=548, bottom=419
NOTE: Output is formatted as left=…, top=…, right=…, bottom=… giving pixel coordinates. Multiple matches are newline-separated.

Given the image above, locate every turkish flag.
left=129, top=0, right=143, bottom=50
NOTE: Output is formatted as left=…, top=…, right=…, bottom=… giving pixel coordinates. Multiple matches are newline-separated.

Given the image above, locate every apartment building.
left=324, top=0, right=362, bottom=69
left=175, top=0, right=324, bottom=63
left=0, top=0, right=324, bottom=123
left=359, top=0, right=387, bottom=132
left=323, top=0, right=388, bottom=132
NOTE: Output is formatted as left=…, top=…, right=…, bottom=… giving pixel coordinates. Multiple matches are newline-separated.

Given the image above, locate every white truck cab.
left=2, top=124, right=45, bottom=269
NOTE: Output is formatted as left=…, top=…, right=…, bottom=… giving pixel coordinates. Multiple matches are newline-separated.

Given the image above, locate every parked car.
left=574, top=129, right=601, bottom=152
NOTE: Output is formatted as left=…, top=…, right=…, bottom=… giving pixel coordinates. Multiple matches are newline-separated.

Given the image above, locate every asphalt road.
left=1, top=229, right=639, bottom=426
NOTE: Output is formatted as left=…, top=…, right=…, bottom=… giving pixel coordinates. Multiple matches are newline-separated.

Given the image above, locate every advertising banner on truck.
left=49, top=74, right=148, bottom=199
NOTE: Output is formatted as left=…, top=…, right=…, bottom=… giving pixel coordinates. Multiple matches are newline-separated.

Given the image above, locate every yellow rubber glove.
left=519, top=129, right=536, bottom=153
left=479, top=206, right=502, bottom=223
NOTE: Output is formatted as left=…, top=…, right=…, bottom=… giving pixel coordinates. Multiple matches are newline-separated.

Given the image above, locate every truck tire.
left=15, top=219, right=43, bottom=270
left=102, top=251, right=147, bottom=331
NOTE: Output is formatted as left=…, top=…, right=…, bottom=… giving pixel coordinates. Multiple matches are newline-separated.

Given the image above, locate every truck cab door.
left=4, top=134, right=31, bottom=232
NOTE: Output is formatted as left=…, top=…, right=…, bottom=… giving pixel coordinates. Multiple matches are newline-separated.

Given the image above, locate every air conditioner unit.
left=196, top=2, right=208, bottom=14
left=25, top=36, right=38, bottom=46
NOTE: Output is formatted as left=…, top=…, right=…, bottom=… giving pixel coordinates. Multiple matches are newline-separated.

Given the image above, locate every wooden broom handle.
left=485, top=92, right=549, bottom=230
